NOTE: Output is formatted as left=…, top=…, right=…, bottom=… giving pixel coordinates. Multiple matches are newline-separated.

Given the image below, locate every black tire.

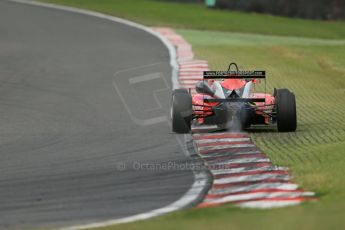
left=276, top=89, right=297, bottom=132
left=171, top=89, right=192, bottom=133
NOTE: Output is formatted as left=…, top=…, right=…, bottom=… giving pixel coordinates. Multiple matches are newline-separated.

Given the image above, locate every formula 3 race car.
left=172, top=63, right=297, bottom=133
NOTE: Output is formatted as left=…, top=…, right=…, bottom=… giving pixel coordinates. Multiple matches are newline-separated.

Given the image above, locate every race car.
left=171, top=63, right=297, bottom=133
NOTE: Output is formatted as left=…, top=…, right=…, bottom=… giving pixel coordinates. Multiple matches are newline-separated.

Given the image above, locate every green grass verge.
left=40, top=0, right=345, bottom=39
left=37, top=0, right=345, bottom=229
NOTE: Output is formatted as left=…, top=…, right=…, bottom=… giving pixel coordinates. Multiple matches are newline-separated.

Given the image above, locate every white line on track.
left=179, top=70, right=204, bottom=74
left=179, top=80, right=200, bottom=84
left=203, top=191, right=313, bottom=204
left=208, top=183, right=300, bottom=195
left=195, top=138, right=251, bottom=144
left=212, top=166, right=289, bottom=175
left=200, top=150, right=262, bottom=159
left=193, top=132, right=249, bottom=137
left=237, top=200, right=302, bottom=209
left=179, top=78, right=203, bottom=81
left=181, top=84, right=195, bottom=89
left=209, top=157, right=271, bottom=165
left=128, top=72, right=163, bottom=84
left=210, top=166, right=283, bottom=175
left=179, top=68, right=209, bottom=71
left=197, top=143, right=256, bottom=151
left=211, top=166, right=288, bottom=176
left=180, top=65, right=209, bottom=69
left=213, top=174, right=291, bottom=184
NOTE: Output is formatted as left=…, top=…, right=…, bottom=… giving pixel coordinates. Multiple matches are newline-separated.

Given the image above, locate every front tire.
left=172, top=89, right=192, bottom=133
left=276, top=89, right=297, bottom=132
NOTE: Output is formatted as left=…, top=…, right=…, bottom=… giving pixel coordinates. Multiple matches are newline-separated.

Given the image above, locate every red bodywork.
left=192, top=79, right=275, bottom=125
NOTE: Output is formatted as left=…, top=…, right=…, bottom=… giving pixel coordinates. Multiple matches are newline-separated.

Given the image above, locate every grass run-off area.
left=39, top=0, right=345, bottom=229
left=40, top=0, right=345, bottom=39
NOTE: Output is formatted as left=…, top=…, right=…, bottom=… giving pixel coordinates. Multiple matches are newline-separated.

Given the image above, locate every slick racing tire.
left=276, top=88, right=297, bottom=132
left=172, top=89, right=192, bottom=133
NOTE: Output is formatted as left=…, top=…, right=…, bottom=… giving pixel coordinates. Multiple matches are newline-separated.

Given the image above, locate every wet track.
left=0, top=1, right=194, bottom=229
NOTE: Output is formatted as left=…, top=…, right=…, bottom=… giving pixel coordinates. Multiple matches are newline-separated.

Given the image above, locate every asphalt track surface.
left=0, top=1, right=194, bottom=229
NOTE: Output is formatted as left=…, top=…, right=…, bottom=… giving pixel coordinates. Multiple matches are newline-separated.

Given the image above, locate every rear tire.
left=172, top=89, right=192, bottom=133
left=276, top=89, right=297, bottom=132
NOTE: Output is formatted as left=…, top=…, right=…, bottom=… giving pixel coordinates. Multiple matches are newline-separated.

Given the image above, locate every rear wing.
left=203, top=71, right=266, bottom=79
left=195, top=62, right=267, bottom=103
left=202, top=68, right=266, bottom=103
left=204, top=98, right=265, bottom=103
